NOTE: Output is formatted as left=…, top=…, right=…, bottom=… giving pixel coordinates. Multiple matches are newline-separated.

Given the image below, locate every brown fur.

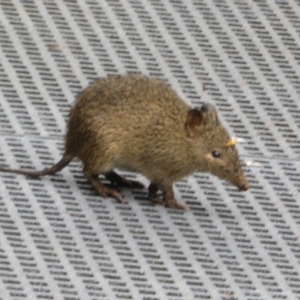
left=0, top=74, right=249, bottom=210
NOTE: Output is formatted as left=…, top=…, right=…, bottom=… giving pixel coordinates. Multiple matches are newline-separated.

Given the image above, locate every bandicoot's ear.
left=185, top=103, right=219, bottom=137
left=185, top=108, right=203, bottom=137
left=200, top=103, right=219, bottom=125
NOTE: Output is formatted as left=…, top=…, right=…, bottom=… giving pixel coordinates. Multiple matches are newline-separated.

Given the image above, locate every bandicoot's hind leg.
left=105, top=171, right=145, bottom=189
left=0, top=154, right=73, bottom=177
left=84, top=170, right=124, bottom=203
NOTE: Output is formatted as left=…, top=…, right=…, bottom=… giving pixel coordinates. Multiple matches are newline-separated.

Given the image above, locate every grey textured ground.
left=0, top=0, right=300, bottom=299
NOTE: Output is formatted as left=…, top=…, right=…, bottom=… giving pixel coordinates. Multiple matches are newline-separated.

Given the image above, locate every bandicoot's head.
left=185, top=103, right=249, bottom=191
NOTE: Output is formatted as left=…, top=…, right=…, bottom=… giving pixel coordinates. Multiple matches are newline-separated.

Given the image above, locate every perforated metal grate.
left=0, top=0, right=300, bottom=299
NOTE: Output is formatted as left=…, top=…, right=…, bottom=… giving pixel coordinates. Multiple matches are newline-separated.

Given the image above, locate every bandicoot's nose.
left=239, top=181, right=250, bottom=191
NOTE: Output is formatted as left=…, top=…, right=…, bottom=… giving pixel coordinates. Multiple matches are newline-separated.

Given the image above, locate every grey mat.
left=0, top=0, right=300, bottom=299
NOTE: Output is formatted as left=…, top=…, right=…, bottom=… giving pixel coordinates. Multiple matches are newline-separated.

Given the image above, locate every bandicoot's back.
left=65, top=74, right=189, bottom=162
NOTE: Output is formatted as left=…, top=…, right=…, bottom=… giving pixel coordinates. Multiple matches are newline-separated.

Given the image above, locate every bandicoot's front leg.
left=148, top=183, right=189, bottom=210
left=162, top=188, right=189, bottom=210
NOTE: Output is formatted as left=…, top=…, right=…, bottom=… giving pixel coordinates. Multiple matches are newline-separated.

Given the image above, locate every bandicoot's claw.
left=166, top=202, right=190, bottom=211
left=149, top=195, right=189, bottom=210
left=102, top=187, right=124, bottom=203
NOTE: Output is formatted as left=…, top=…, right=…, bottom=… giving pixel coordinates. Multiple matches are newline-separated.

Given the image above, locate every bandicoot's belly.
left=114, top=159, right=142, bottom=173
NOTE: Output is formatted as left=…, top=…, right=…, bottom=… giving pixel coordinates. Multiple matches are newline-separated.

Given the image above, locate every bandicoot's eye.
left=212, top=150, right=221, bottom=158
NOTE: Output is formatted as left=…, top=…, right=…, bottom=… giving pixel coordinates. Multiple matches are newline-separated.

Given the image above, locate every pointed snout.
left=228, top=170, right=250, bottom=191
left=238, top=180, right=250, bottom=191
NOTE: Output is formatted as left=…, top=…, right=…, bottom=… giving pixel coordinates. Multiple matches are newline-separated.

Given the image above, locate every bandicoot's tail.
left=0, top=154, right=73, bottom=177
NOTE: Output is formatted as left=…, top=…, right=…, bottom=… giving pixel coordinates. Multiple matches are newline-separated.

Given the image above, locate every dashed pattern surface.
left=0, top=1, right=300, bottom=299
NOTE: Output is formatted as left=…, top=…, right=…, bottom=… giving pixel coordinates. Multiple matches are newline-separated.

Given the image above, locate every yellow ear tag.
left=224, top=138, right=238, bottom=147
